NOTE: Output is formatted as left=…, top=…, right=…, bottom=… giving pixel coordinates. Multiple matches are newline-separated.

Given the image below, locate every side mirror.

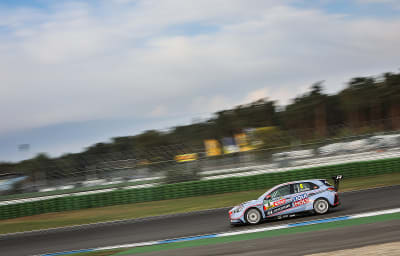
left=266, top=195, right=271, bottom=200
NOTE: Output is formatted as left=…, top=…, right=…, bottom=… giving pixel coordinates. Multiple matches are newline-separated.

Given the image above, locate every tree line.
left=1, top=71, right=400, bottom=179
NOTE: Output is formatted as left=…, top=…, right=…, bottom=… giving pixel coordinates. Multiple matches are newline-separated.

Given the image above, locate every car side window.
left=270, top=185, right=291, bottom=199
left=294, top=182, right=319, bottom=193
left=309, top=182, right=319, bottom=190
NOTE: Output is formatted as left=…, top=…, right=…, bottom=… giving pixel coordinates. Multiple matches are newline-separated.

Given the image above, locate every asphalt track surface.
left=0, top=185, right=399, bottom=256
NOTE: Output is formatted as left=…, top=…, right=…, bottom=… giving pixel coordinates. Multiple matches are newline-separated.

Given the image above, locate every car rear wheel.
left=314, top=198, right=330, bottom=215
left=245, top=208, right=261, bottom=224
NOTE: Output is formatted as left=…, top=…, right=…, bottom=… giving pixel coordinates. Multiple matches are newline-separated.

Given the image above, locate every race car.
left=229, top=175, right=342, bottom=225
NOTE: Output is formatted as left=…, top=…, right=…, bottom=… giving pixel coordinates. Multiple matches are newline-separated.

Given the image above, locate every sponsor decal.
left=267, top=202, right=292, bottom=215
left=264, top=205, right=273, bottom=210
left=293, top=198, right=309, bottom=207
left=292, top=193, right=310, bottom=208
left=264, top=198, right=286, bottom=210
left=292, top=193, right=308, bottom=202
left=273, top=199, right=286, bottom=207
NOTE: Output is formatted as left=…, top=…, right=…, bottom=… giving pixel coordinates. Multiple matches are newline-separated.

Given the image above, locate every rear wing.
left=332, top=175, right=343, bottom=191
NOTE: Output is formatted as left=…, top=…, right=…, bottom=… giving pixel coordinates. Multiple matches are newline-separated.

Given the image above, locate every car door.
left=263, top=184, right=293, bottom=217
left=291, top=182, right=318, bottom=212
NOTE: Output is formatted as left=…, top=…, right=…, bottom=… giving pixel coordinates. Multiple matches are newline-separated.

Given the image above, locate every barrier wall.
left=0, top=157, right=399, bottom=220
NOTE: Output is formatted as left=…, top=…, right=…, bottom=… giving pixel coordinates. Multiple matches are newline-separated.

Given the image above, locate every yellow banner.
left=234, top=133, right=254, bottom=152
left=204, top=140, right=222, bottom=156
left=175, top=153, right=198, bottom=162
left=245, top=126, right=278, bottom=148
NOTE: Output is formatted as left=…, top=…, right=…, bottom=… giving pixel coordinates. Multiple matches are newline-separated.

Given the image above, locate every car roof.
left=291, top=179, right=323, bottom=183
left=267, top=179, right=322, bottom=191
left=258, top=179, right=326, bottom=200
left=277, top=179, right=323, bottom=186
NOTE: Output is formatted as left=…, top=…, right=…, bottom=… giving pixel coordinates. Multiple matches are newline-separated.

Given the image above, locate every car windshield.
left=258, top=188, right=273, bottom=200
left=258, top=185, right=287, bottom=200
left=270, top=185, right=291, bottom=198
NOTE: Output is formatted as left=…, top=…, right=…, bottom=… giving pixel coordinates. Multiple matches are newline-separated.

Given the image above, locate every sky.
left=0, top=0, right=400, bottom=162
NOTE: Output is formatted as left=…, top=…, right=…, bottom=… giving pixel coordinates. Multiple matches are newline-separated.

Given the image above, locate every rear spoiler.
left=331, top=175, right=343, bottom=191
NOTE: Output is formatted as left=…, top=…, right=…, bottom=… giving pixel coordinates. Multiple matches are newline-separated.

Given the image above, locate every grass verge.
left=0, top=173, right=399, bottom=235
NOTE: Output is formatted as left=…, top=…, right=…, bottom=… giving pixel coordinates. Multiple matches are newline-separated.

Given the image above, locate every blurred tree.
left=339, top=77, right=377, bottom=131
left=381, top=72, right=400, bottom=129
left=254, top=126, right=290, bottom=148
left=282, top=81, right=328, bottom=140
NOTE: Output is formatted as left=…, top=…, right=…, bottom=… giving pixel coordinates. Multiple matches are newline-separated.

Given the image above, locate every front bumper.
left=229, top=211, right=244, bottom=224
left=229, top=218, right=244, bottom=225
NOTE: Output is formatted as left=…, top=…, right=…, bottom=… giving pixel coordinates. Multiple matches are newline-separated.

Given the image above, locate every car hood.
left=230, top=199, right=260, bottom=211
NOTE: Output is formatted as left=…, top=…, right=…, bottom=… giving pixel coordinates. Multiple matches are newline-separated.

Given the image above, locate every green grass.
left=0, top=173, right=399, bottom=235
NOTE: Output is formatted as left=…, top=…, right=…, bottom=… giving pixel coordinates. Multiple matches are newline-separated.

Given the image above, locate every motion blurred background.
left=1, top=73, right=400, bottom=198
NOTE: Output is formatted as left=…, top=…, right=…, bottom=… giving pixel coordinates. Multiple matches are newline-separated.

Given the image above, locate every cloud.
left=356, top=0, right=400, bottom=9
left=243, top=88, right=269, bottom=104
left=150, top=105, right=168, bottom=117
left=242, top=87, right=294, bottom=106
left=0, top=0, right=400, bottom=138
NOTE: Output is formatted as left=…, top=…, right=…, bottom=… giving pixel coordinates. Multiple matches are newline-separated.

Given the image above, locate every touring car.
left=229, top=175, right=342, bottom=225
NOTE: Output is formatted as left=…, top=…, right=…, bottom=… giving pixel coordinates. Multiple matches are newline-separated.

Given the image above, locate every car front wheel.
left=314, top=198, right=330, bottom=215
left=245, top=208, right=261, bottom=224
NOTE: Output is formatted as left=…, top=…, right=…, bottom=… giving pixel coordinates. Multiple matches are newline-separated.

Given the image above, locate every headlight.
left=232, top=206, right=244, bottom=213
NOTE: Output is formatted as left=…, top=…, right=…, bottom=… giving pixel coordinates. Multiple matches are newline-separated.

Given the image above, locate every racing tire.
left=313, top=198, right=330, bottom=215
left=245, top=208, right=261, bottom=224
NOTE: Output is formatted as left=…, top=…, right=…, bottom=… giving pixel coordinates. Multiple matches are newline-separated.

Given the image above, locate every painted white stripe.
left=96, top=241, right=159, bottom=251
left=351, top=208, right=400, bottom=218
left=218, top=223, right=289, bottom=237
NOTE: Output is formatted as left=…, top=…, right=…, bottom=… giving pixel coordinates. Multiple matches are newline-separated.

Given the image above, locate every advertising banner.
left=234, top=133, right=254, bottom=152
left=175, top=153, right=198, bottom=162
left=222, top=137, right=240, bottom=154
left=204, top=140, right=222, bottom=156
